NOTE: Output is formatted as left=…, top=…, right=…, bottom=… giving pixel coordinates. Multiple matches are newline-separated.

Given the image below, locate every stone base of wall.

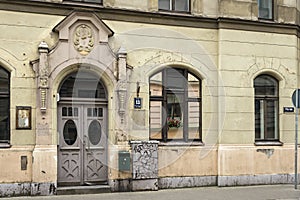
left=158, top=176, right=217, bottom=189
left=132, top=179, right=158, bottom=191
left=109, top=179, right=131, bottom=192
left=0, top=182, right=56, bottom=197
left=218, top=174, right=298, bottom=186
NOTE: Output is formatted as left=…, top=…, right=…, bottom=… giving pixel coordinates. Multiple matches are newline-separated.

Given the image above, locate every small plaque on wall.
left=134, top=97, right=142, bottom=109
left=283, top=107, right=294, bottom=113
left=16, top=106, right=31, bottom=129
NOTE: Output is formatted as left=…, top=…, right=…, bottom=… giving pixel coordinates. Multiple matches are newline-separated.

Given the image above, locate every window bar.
left=260, top=100, right=264, bottom=139
left=274, top=100, right=278, bottom=140
left=183, top=70, right=188, bottom=142
left=162, top=70, right=168, bottom=142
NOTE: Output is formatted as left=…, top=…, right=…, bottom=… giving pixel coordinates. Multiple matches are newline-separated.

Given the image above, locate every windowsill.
left=258, top=17, right=274, bottom=22
left=157, top=10, right=192, bottom=16
left=158, top=141, right=204, bottom=146
left=62, top=1, right=103, bottom=8
left=0, top=143, right=11, bottom=148
left=254, top=141, right=283, bottom=146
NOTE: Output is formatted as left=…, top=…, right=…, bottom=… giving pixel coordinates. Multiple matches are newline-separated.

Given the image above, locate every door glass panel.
left=88, top=120, right=102, bottom=145
left=62, top=107, right=67, bottom=116
left=68, top=107, right=73, bottom=116
left=63, top=120, right=78, bottom=145
left=74, top=107, right=78, bottom=116
left=98, top=108, right=103, bottom=117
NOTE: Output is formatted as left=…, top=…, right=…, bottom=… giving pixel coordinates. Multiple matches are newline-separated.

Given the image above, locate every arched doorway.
left=57, top=71, right=108, bottom=186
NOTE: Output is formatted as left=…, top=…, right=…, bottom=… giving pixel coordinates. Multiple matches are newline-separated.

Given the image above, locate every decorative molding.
left=117, top=81, right=127, bottom=124
left=38, top=41, right=49, bottom=113
left=0, top=1, right=299, bottom=37
left=73, top=24, right=94, bottom=56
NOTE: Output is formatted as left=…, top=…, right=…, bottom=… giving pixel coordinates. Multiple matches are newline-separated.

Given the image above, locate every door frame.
left=57, top=99, right=108, bottom=186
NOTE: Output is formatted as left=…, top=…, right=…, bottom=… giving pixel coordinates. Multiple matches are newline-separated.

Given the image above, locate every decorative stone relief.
left=73, top=24, right=94, bottom=56
left=38, top=41, right=49, bottom=112
left=116, top=80, right=127, bottom=124
left=130, top=141, right=159, bottom=179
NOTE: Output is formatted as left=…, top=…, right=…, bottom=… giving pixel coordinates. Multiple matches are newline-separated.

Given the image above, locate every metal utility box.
left=118, top=151, right=131, bottom=171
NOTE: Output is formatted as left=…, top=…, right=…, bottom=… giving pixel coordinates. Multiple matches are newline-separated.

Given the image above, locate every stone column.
left=31, top=41, right=57, bottom=195
left=116, top=47, right=129, bottom=142
left=130, top=141, right=159, bottom=191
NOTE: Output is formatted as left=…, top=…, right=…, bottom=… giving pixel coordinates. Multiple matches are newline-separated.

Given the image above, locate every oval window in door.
left=88, top=120, right=102, bottom=145
left=63, top=120, right=78, bottom=145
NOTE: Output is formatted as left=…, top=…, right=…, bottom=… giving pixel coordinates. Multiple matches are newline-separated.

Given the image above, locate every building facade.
left=0, top=0, right=299, bottom=196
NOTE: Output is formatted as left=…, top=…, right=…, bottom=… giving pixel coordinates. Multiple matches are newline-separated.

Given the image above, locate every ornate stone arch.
left=246, top=57, right=292, bottom=89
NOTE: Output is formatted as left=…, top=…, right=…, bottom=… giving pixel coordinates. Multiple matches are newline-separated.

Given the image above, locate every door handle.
left=84, top=135, right=90, bottom=152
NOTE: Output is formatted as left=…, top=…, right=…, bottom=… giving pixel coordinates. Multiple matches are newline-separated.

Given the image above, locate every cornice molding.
left=0, top=0, right=299, bottom=37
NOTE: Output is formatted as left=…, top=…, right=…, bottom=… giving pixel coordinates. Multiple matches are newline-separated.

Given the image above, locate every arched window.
left=254, top=74, right=279, bottom=141
left=0, top=67, right=10, bottom=143
left=59, top=71, right=107, bottom=100
left=149, top=67, right=201, bottom=142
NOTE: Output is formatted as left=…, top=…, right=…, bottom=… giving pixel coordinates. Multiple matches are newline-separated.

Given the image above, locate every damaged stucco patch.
left=0, top=183, right=56, bottom=197
left=256, top=149, right=274, bottom=158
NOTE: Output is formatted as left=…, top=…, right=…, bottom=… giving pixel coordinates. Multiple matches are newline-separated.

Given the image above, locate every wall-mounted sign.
left=283, top=107, right=294, bottom=113
left=134, top=97, right=142, bottom=109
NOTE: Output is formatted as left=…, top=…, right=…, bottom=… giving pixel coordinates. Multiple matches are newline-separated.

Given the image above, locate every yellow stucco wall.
left=0, top=7, right=299, bottom=185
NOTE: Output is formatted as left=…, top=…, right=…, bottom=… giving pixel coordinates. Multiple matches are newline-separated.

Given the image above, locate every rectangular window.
left=255, top=99, right=278, bottom=140
left=258, top=0, right=273, bottom=20
left=254, top=75, right=279, bottom=142
left=159, top=0, right=190, bottom=12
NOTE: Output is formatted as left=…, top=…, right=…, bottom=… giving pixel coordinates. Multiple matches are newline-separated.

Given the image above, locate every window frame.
left=158, top=0, right=191, bottom=13
left=149, top=68, right=202, bottom=143
left=258, top=0, right=274, bottom=20
left=0, top=67, right=10, bottom=146
left=254, top=74, right=279, bottom=143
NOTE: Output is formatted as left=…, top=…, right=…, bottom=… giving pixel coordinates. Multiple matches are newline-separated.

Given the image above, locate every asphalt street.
left=1, top=185, right=300, bottom=200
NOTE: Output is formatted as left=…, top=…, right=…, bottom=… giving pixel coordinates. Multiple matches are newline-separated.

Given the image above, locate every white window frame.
left=158, top=0, right=190, bottom=12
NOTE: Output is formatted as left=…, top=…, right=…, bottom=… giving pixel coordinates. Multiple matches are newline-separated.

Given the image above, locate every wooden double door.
left=57, top=103, right=107, bottom=186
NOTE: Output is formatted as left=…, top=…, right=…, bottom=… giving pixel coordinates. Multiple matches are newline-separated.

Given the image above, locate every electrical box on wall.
left=118, top=151, right=131, bottom=171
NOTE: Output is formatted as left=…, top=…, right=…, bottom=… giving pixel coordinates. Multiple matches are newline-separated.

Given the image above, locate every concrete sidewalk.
left=1, top=185, right=300, bottom=200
